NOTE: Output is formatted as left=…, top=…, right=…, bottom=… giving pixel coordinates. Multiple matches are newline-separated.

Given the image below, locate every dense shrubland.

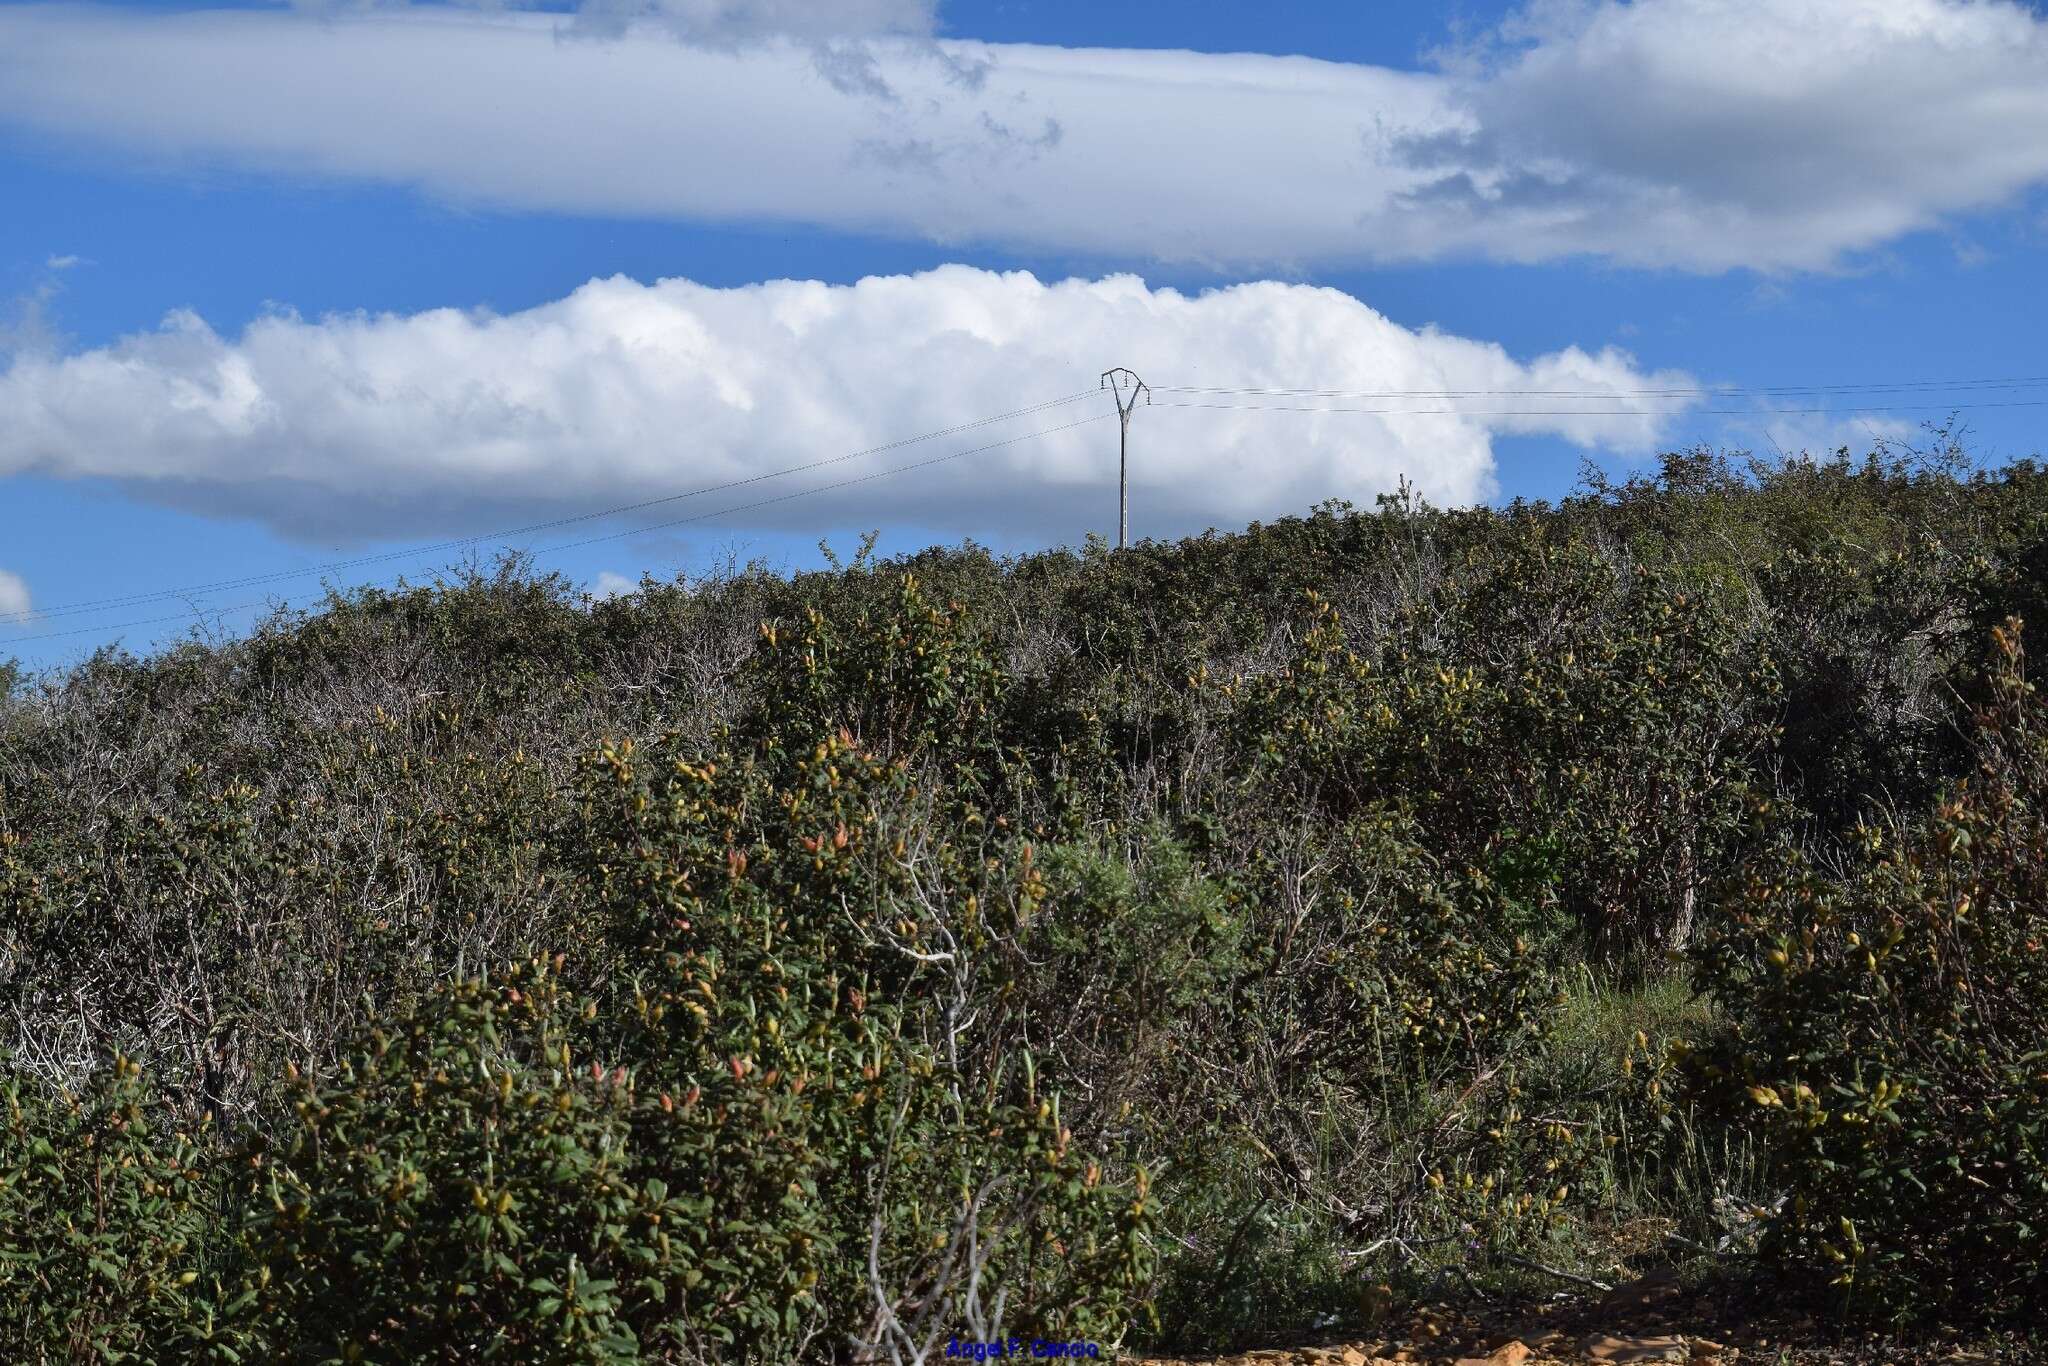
left=4, top=443, right=2048, bottom=1359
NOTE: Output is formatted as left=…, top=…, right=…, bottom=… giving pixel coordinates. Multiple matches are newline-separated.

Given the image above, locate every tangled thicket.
left=5, top=444, right=2048, bottom=1361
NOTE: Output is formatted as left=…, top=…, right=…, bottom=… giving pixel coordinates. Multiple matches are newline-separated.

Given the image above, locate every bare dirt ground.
left=1125, top=1269, right=2041, bottom=1365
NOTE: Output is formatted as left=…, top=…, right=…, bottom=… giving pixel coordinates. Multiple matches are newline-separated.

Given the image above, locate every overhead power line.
left=1, top=389, right=1098, bottom=628
left=1152, top=398, right=2048, bottom=418
left=3, top=411, right=1115, bottom=646
left=1155, top=374, right=2048, bottom=401
left=9, top=365, right=2048, bottom=645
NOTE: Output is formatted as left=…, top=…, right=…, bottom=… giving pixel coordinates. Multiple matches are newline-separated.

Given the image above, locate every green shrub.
left=244, top=968, right=676, bottom=1363
left=1687, top=619, right=2048, bottom=1319
left=561, top=581, right=1152, bottom=1357
left=11, top=456, right=2048, bottom=1354
left=0, top=1058, right=241, bottom=1363
left=1228, top=541, right=1776, bottom=966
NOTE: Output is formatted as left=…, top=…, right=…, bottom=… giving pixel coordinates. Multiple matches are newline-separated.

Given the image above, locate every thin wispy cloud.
left=0, top=569, right=31, bottom=623
left=286, top=0, right=938, bottom=43
left=284, top=0, right=946, bottom=99
left=0, top=257, right=75, bottom=361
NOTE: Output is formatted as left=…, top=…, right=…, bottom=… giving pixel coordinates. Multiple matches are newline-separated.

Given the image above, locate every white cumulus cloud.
left=0, top=1, right=2044, bottom=271
left=0, top=266, right=1695, bottom=545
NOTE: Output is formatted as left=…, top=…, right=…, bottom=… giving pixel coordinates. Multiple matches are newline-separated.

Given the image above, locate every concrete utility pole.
left=1101, top=368, right=1149, bottom=550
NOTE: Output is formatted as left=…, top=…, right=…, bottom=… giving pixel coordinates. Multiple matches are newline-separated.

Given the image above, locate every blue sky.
left=3, top=0, right=2048, bottom=669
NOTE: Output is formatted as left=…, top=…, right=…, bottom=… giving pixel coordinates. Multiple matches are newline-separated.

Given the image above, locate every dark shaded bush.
left=1686, top=618, right=2048, bottom=1322
left=1230, top=554, right=1776, bottom=962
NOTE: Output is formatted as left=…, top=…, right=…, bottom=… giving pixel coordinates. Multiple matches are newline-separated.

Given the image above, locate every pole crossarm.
left=1101, top=368, right=1150, bottom=550
left=1101, top=368, right=1150, bottom=419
